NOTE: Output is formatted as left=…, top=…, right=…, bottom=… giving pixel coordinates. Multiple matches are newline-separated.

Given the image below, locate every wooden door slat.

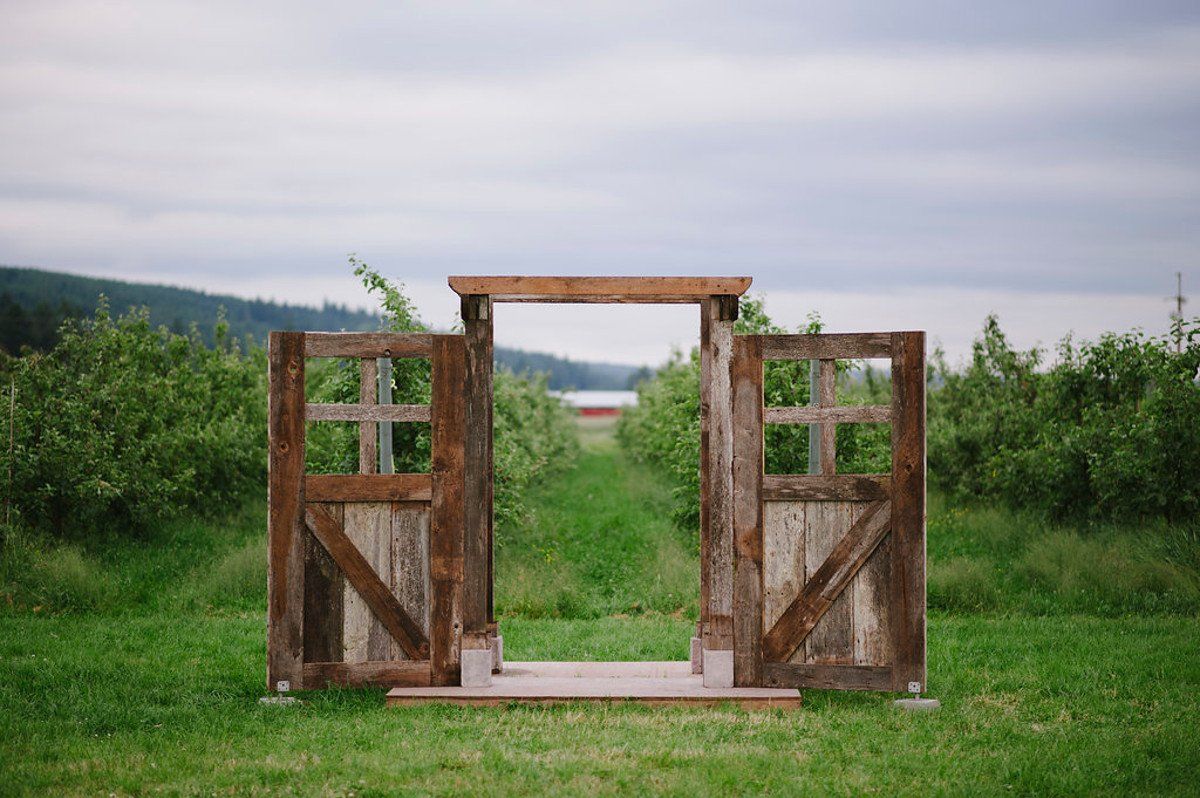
left=762, top=500, right=891, bottom=663
left=305, top=504, right=430, bottom=660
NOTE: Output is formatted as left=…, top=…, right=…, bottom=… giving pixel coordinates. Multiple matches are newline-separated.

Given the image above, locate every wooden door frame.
left=447, top=277, right=752, bottom=668
left=266, top=331, right=465, bottom=690
left=730, top=331, right=926, bottom=691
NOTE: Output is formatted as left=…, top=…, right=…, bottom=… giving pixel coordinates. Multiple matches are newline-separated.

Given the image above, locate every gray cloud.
left=1, top=1, right=1196, bottom=362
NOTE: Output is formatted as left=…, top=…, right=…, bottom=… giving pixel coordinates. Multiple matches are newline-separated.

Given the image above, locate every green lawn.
left=2, top=419, right=1198, bottom=794
left=0, top=612, right=1197, bottom=795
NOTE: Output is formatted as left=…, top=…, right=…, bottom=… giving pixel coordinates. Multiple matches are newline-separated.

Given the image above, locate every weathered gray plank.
left=391, top=502, right=431, bottom=660
left=765, top=405, right=891, bottom=425
left=763, top=501, right=805, bottom=636
left=305, top=403, right=431, bottom=423
left=359, top=358, right=378, bottom=475
left=819, top=359, right=836, bottom=474
left=703, top=299, right=734, bottom=650
left=804, top=502, right=859, bottom=665
left=341, top=501, right=394, bottom=662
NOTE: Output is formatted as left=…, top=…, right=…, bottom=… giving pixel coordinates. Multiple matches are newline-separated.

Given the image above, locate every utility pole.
left=1168, top=272, right=1187, bottom=353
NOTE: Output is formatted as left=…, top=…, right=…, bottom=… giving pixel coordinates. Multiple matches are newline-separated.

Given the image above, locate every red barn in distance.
left=551, top=390, right=639, bottom=417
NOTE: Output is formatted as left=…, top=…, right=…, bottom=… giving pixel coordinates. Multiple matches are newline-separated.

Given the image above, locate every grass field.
left=2, top=418, right=1198, bottom=794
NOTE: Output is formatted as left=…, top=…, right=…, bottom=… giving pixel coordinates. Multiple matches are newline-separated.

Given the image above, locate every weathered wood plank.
left=762, top=474, right=891, bottom=502
left=854, top=531, right=893, bottom=667
left=698, top=304, right=712, bottom=646
left=430, top=334, right=466, bottom=685
left=805, top=502, right=860, bottom=664
left=762, top=662, right=893, bottom=691
left=463, top=297, right=491, bottom=641
left=703, top=300, right=734, bottom=650
left=306, top=403, right=431, bottom=423
left=761, top=333, right=892, bottom=361
left=267, top=331, right=306, bottom=691
left=763, top=501, right=805, bottom=636
left=890, top=331, right=927, bottom=691
left=304, top=332, right=433, bottom=359
left=359, top=358, right=378, bottom=475
left=305, top=504, right=429, bottom=660
left=819, top=359, right=837, bottom=474
left=731, top=334, right=763, bottom=686
left=391, top=502, right=431, bottom=660
left=303, top=660, right=431, bottom=689
left=341, top=501, right=393, bottom=661
left=764, top=405, right=891, bottom=425
left=447, top=276, right=752, bottom=303
left=762, top=500, right=892, bottom=663
left=303, top=503, right=343, bottom=664
left=305, top=474, right=432, bottom=503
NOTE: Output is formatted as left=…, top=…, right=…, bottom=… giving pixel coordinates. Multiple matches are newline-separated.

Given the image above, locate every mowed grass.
left=2, top=418, right=1199, bottom=793
left=495, top=417, right=698, bottom=630
left=0, top=612, right=1197, bottom=795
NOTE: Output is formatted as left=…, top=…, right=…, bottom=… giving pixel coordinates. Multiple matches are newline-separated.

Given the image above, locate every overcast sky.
left=2, top=1, right=1197, bottom=365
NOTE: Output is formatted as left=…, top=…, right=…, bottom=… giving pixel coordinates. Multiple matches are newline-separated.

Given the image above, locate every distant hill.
left=0, top=265, right=647, bottom=390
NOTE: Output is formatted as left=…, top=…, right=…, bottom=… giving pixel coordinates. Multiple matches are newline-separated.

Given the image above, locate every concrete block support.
left=702, top=649, right=734, bottom=688
left=690, top=637, right=703, bottom=674
left=461, top=648, right=493, bottom=688
left=491, top=635, right=504, bottom=674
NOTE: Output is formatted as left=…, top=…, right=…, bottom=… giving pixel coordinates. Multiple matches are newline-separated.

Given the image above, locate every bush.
left=930, top=315, right=1200, bottom=521
left=0, top=301, right=265, bottom=539
left=617, top=296, right=891, bottom=532
left=305, top=259, right=578, bottom=526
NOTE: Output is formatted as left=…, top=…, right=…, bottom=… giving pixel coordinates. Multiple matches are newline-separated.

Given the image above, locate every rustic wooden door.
left=730, top=332, right=927, bottom=692
left=266, top=331, right=467, bottom=691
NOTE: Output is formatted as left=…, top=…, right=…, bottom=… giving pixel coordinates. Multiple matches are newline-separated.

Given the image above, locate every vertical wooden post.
left=461, top=294, right=493, bottom=648
left=267, top=331, right=306, bottom=691
left=731, top=335, right=763, bottom=686
left=430, top=334, right=466, bottom=685
left=808, top=360, right=819, bottom=474
left=378, top=357, right=393, bottom=474
left=698, top=305, right=711, bottom=644
left=359, top=358, right=378, bottom=474
left=701, top=297, right=735, bottom=652
left=890, top=331, right=926, bottom=692
left=819, top=359, right=836, bottom=474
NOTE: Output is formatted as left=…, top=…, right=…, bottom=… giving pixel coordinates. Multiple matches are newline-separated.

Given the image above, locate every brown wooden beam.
left=303, top=660, right=431, bottom=689
left=304, top=332, right=433, bottom=359
left=761, top=474, right=891, bottom=502
left=267, top=331, right=307, bottom=692
left=304, top=474, right=432, bottom=503
left=447, top=276, right=752, bottom=303
left=761, top=333, right=893, bottom=361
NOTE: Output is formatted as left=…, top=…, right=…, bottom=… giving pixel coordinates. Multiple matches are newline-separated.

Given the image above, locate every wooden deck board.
left=386, top=661, right=802, bottom=708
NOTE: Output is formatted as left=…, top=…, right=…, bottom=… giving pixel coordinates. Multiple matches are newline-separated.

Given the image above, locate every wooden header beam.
left=448, top=276, right=752, bottom=304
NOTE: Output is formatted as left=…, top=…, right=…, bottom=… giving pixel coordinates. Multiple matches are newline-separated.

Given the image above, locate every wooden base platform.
left=386, top=661, right=803, bottom=708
